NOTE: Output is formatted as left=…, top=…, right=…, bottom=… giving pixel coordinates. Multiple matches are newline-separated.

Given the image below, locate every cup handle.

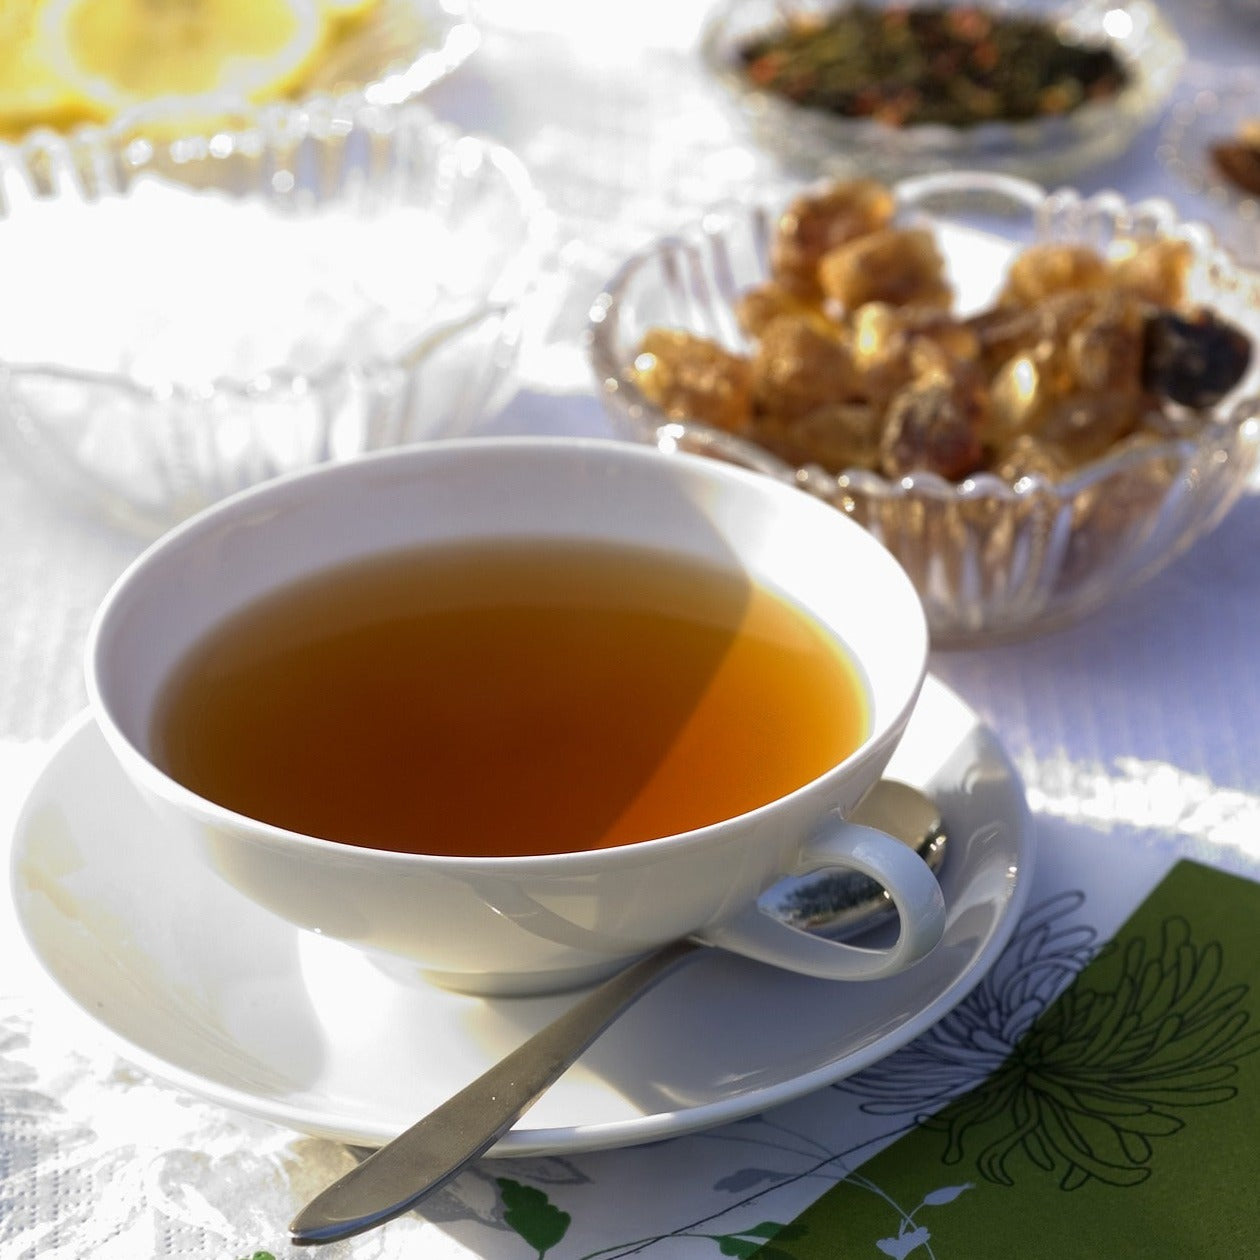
left=693, top=818, right=947, bottom=980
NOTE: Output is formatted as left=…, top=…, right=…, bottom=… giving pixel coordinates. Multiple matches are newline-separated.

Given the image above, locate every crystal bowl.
left=279, top=0, right=479, bottom=112
left=1158, top=64, right=1260, bottom=267
left=588, top=172, right=1260, bottom=646
left=700, top=0, right=1185, bottom=185
left=0, top=100, right=544, bottom=535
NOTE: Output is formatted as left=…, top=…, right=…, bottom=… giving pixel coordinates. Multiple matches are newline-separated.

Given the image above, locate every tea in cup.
left=87, top=437, right=942, bottom=994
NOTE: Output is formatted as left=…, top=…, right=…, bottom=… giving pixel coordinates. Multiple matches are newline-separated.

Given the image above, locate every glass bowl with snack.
left=588, top=172, right=1260, bottom=645
left=0, top=100, right=544, bottom=535
left=1159, top=65, right=1260, bottom=267
left=0, top=0, right=477, bottom=146
left=699, top=0, right=1184, bottom=185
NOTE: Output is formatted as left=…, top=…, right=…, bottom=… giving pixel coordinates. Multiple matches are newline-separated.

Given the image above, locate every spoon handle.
left=289, top=937, right=700, bottom=1246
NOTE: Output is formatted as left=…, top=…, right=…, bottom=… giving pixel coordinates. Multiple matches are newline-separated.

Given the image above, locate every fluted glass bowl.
left=1158, top=65, right=1260, bottom=267
left=588, top=173, right=1260, bottom=646
left=275, top=0, right=479, bottom=111
left=0, top=101, right=544, bottom=535
left=700, top=0, right=1185, bottom=185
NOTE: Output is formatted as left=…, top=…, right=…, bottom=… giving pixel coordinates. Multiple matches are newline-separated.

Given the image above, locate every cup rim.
left=86, top=435, right=929, bottom=870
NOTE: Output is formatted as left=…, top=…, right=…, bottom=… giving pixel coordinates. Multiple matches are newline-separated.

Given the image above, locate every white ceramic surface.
left=11, top=674, right=1032, bottom=1154
left=85, top=437, right=936, bottom=994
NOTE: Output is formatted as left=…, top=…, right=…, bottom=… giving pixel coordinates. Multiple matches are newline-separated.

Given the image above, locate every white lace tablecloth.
left=3, top=3, right=1260, bottom=1257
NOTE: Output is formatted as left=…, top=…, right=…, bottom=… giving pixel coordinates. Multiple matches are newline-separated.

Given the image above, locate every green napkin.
left=759, top=861, right=1260, bottom=1258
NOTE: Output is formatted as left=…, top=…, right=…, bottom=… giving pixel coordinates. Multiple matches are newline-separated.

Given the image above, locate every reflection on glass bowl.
left=0, top=100, right=545, bottom=535
left=700, top=0, right=1185, bottom=185
left=588, top=172, right=1260, bottom=646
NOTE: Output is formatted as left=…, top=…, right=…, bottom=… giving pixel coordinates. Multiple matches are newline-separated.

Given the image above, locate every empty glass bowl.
left=0, top=100, right=544, bottom=535
left=588, top=172, right=1260, bottom=645
left=699, top=0, right=1185, bottom=185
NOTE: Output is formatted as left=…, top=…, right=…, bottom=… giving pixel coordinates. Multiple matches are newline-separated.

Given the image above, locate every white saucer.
left=10, top=675, right=1032, bottom=1156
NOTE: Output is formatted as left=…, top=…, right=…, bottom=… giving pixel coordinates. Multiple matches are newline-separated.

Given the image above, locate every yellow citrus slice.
left=42, top=0, right=330, bottom=112
left=319, top=0, right=382, bottom=20
left=0, top=0, right=101, bottom=133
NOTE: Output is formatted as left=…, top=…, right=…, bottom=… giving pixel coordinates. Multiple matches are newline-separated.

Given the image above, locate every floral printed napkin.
left=756, top=860, right=1260, bottom=1257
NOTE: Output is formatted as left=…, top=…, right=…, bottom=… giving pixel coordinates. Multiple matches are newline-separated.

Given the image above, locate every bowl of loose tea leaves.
left=588, top=171, right=1260, bottom=644
left=700, top=0, right=1184, bottom=184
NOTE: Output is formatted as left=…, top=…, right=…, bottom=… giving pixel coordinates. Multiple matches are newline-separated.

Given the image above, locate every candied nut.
left=1028, top=389, right=1144, bottom=466
left=628, top=178, right=1256, bottom=498
left=850, top=302, right=903, bottom=367
left=1142, top=307, right=1253, bottom=408
left=847, top=305, right=977, bottom=410
left=855, top=302, right=979, bottom=370
left=1211, top=134, right=1260, bottom=197
left=1110, top=238, right=1193, bottom=307
left=817, top=227, right=951, bottom=312
left=989, top=352, right=1047, bottom=438
left=1066, top=294, right=1146, bottom=394
left=879, top=372, right=988, bottom=480
left=998, top=243, right=1107, bottom=307
left=967, top=302, right=1046, bottom=370
left=904, top=329, right=978, bottom=383
left=631, top=328, right=753, bottom=432
left=968, top=297, right=1060, bottom=368
left=770, top=179, right=896, bottom=297
left=751, top=402, right=883, bottom=473
left=971, top=290, right=1110, bottom=377
left=988, top=330, right=1085, bottom=431
left=904, top=310, right=981, bottom=366
left=752, top=314, right=863, bottom=422
left=849, top=302, right=915, bottom=400
left=736, top=283, right=834, bottom=339
left=994, top=434, right=1072, bottom=484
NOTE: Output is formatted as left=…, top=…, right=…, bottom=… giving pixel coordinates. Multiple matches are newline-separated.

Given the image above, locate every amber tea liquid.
left=152, top=540, right=869, bottom=857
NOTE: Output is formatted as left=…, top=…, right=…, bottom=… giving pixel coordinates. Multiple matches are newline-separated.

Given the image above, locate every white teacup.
left=87, top=437, right=942, bottom=995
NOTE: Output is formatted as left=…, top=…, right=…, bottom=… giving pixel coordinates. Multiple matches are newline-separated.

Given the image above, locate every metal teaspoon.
left=289, top=779, right=948, bottom=1246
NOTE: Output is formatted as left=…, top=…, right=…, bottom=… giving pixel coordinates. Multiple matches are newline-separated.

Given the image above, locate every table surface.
left=2, top=3, right=1259, bottom=1257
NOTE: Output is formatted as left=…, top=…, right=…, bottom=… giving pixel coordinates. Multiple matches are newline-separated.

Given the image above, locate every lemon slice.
left=319, top=0, right=382, bottom=20
left=0, top=0, right=100, bottom=133
left=42, top=0, right=329, bottom=112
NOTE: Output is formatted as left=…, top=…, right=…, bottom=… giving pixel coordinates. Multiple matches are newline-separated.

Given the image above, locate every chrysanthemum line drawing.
left=841, top=894, right=1260, bottom=1190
